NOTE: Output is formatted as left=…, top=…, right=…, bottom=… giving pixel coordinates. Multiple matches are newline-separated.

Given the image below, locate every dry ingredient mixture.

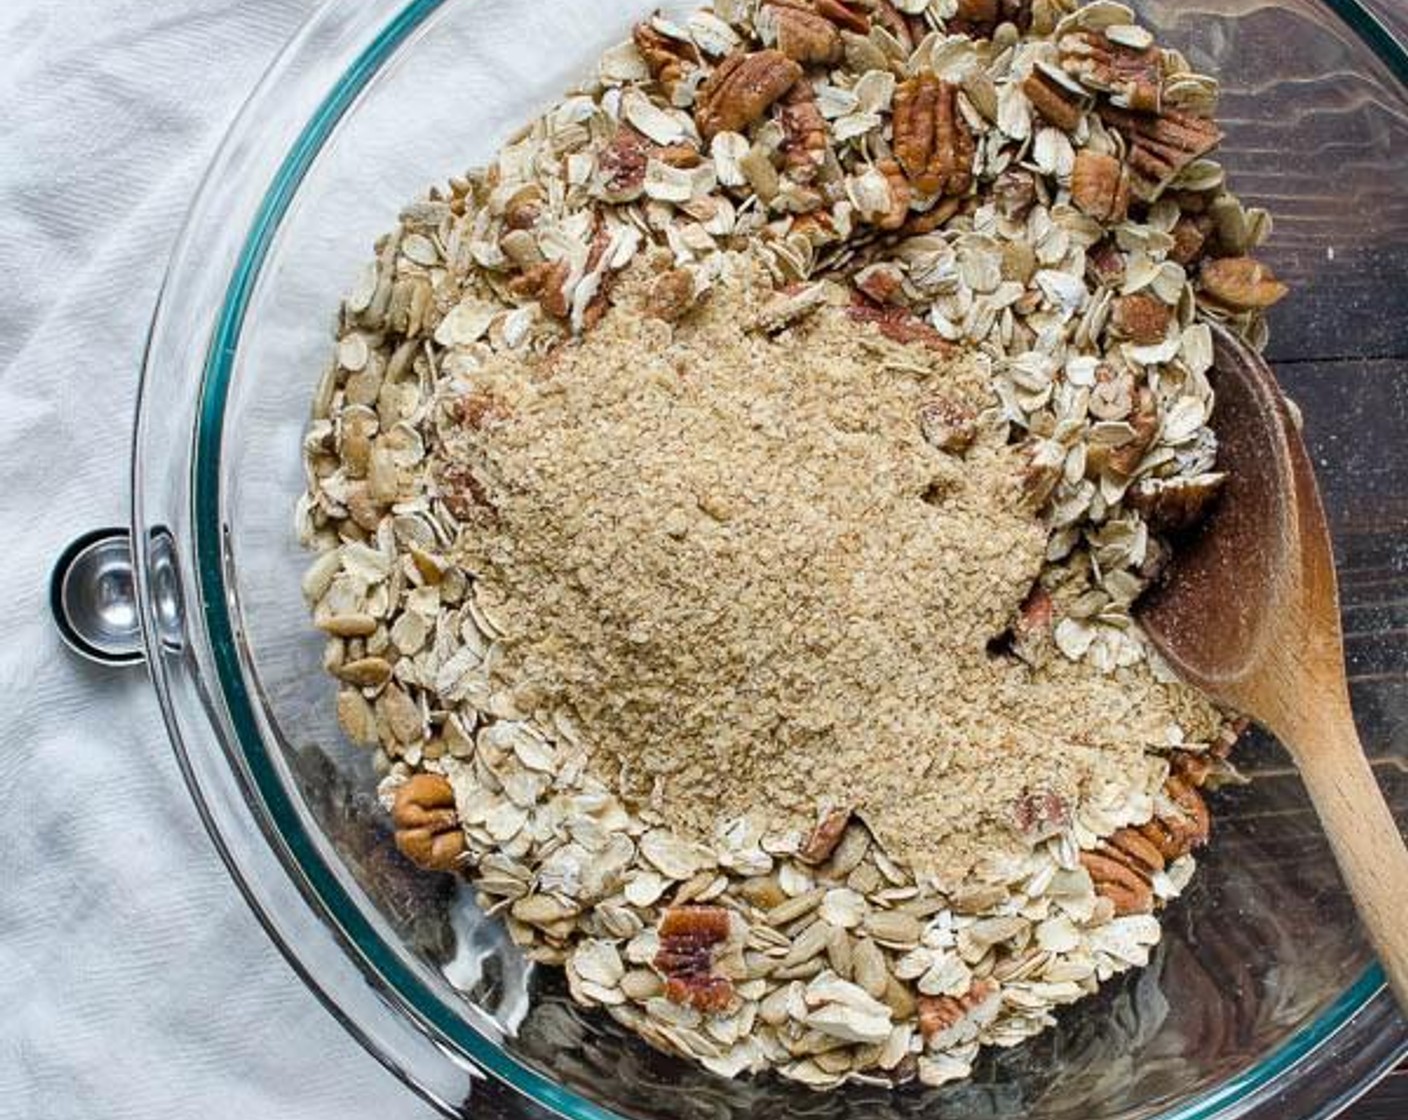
left=297, top=0, right=1283, bottom=1091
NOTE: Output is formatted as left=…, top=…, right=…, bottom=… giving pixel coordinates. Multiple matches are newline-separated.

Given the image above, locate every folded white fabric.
left=0, top=2, right=438, bottom=1116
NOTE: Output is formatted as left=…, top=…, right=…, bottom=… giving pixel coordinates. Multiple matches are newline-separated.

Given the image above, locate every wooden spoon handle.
left=1294, top=717, right=1408, bottom=1008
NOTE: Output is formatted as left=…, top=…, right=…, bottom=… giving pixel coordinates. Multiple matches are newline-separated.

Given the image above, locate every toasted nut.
left=992, top=168, right=1038, bottom=220
left=918, top=397, right=978, bottom=455
left=765, top=0, right=843, bottom=64
left=892, top=74, right=974, bottom=197
left=1100, top=104, right=1223, bottom=198
left=846, top=300, right=952, bottom=351
left=874, top=158, right=913, bottom=230
left=917, top=978, right=998, bottom=1040
left=1128, top=474, right=1225, bottom=531
left=1023, top=64, right=1089, bottom=131
left=633, top=21, right=700, bottom=99
left=778, top=80, right=829, bottom=184
left=1170, top=214, right=1213, bottom=266
left=1110, top=292, right=1173, bottom=344
left=798, top=807, right=853, bottom=864
left=503, top=184, right=546, bottom=230
left=1108, top=386, right=1158, bottom=475
left=392, top=774, right=466, bottom=872
left=1070, top=150, right=1131, bottom=223
left=1080, top=850, right=1154, bottom=915
left=656, top=905, right=735, bottom=1012
left=1104, top=827, right=1166, bottom=874
left=695, top=50, right=803, bottom=141
left=645, top=267, right=697, bottom=322
left=817, top=0, right=872, bottom=35
left=1061, top=30, right=1163, bottom=113
left=1199, top=256, right=1289, bottom=310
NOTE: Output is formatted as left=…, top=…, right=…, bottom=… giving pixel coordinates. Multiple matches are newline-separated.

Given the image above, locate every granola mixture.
left=297, top=0, right=1282, bottom=1090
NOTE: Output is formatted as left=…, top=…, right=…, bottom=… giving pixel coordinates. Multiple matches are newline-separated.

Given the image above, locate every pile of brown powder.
left=440, top=258, right=1221, bottom=884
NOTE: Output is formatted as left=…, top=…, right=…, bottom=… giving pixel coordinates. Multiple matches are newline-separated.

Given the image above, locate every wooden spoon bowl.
left=1137, top=321, right=1408, bottom=1007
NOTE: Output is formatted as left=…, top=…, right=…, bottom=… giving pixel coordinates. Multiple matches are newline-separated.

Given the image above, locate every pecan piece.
left=874, top=157, right=912, bottom=230
left=503, top=184, right=546, bottom=231
left=945, top=0, right=1032, bottom=37
left=778, top=80, right=829, bottom=183
left=855, top=262, right=907, bottom=306
left=655, top=905, right=735, bottom=1012
left=1110, top=292, right=1173, bottom=344
left=1022, top=63, right=1091, bottom=131
left=695, top=50, right=803, bottom=141
left=645, top=267, right=697, bottom=323
left=1199, top=256, right=1289, bottom=311
left=764, top=0, right=843, bottom=65
left=633, top=21, right=700, bottom=100
left=1108, top=386, right=1158, bottom=476
left=919, top=397, right=978, bottom=455
left=1170, top=213, right=1214, bottom=266
left=392, top=774, right=466, bottom=873
left=847, top=299, right=951, bottom=351
left=595, top=125, right=654, bottom=202
left=1012, top=788, right=1069, bottom=841
left=1070, top=150, right=1131, bottom=224
left=509, top=258, right=571, bottom=319
left=1164, top=773, right=1211, bottom=848
left=918, top=979, right=999, bottom=1041
left=1128, top=473, right=1226, bottom=532
left=1061, top=30, right=1163, bottom=112
left=798, top=807, right=852, bottom=864
left=992, top=168, right=1038, bottom=220
left=1099, top=104, right=1224, bottom=199
left=892, top=74, right=974, bottom=197
left=1081, top=850, right=1154, bottom=915
left=816, top=0, right=871, bottom=34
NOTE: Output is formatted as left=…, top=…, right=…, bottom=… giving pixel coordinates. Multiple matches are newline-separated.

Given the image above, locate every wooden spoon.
left=1137, top=321, right=1408, bottom=1008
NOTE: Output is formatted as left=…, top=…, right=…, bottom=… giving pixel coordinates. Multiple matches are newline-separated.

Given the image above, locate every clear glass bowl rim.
left=133, top=1, right=1408, bottom=1117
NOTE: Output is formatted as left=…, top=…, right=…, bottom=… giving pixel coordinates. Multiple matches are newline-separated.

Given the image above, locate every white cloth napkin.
left=0, top=2, right=438, bottom=1116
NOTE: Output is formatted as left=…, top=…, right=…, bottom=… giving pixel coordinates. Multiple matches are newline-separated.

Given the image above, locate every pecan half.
left=392, top=774, right=466, bottom=873
left=918, top=979, right=998, bottom=1040
left=1060, top=31, right=1163, bottom=112
left=765, top=0, right=843, bottom=65
left=633, top=22, right=700, bottom=100
left=1099, top=104, right=1223, bottom=199
left=1070, top=150, right=1131, bottom=224
left=1199, top=256, right=1289, bottom=311
left=1022, top=63, right=1091, bottom=131
left=919, top=396, right=978, bottom=455
left=696, top=50, right=803, bottom=141
left=1081, top=850, right=1154, bottom=914
left=655, top=905, right=735, bottom=1012
left=798, top=807, right=852, bottom=864
left=892, top=74, right=974, bottom=197
left=778, top=80, right=829, bottom=183
left=1103, top=826, right=1166, bottom=875
left=1110, top=292, right=1173, bottom=344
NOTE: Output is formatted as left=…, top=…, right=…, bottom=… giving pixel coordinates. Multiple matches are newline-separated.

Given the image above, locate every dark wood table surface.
left=1296, top=2, right=1405, bottom=1115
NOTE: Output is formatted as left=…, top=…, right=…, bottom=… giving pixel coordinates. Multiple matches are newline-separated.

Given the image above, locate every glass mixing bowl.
left=125, top=0, right=1408, bottom=1116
